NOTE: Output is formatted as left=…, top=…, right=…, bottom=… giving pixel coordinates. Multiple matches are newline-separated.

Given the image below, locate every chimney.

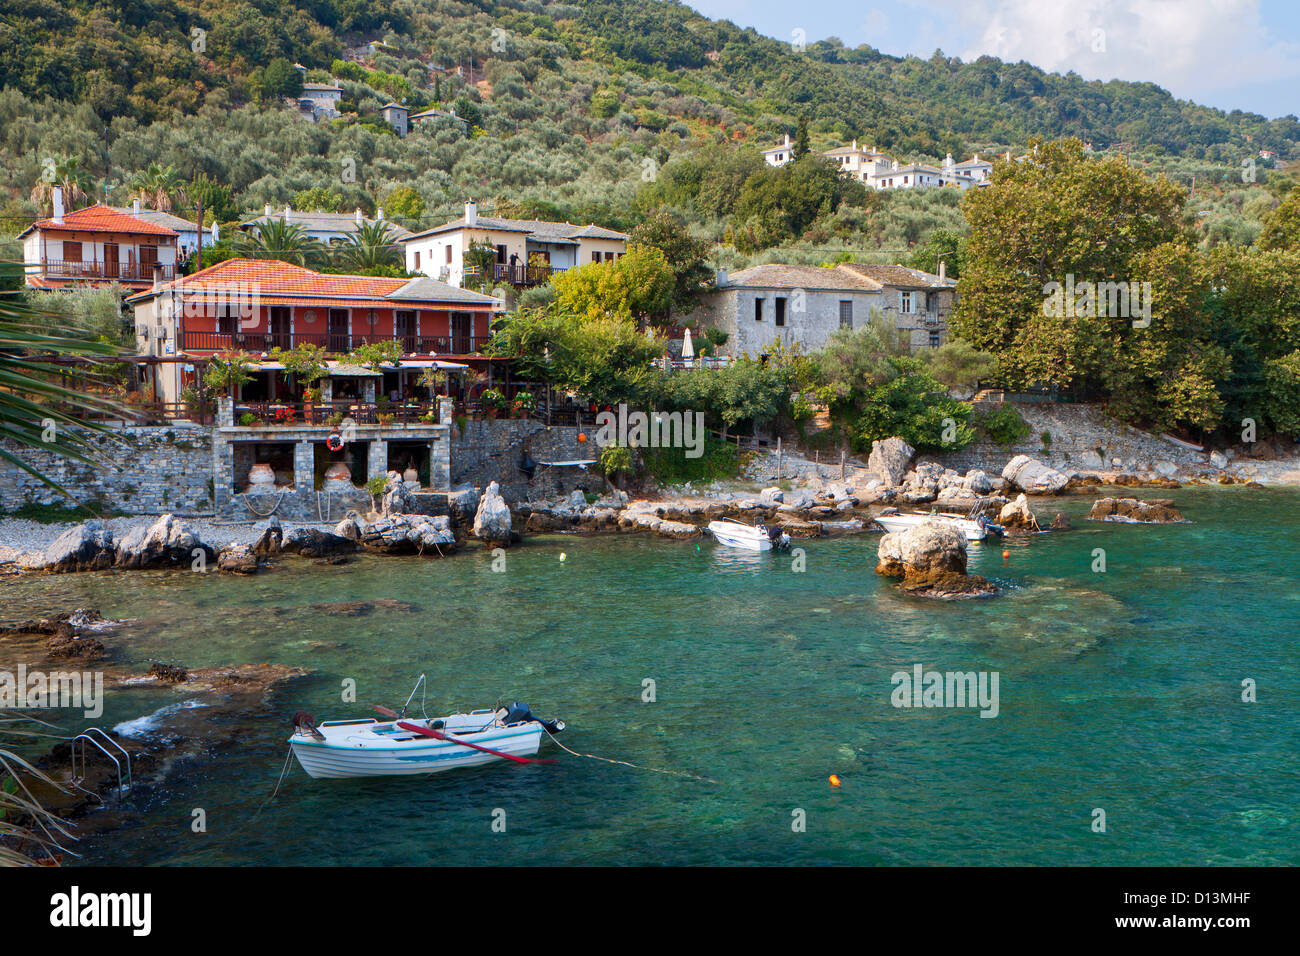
left=53, top=187, right=65, bottom=224
left=465, top=199, right=478, bottom=226
left=716, top=267, right=728, bottom=288
left=264, top=203, right=272, bottom=217
left=784, top=133, right=791, bottom=147
left=152, top=262, right=165, bottom=290
left=973, top=153, right=979, bottom=162
left=133, top=198, right=142, bottom=216
left=284, top=205, right=291, bottom=222
left=938, top=260, right=947, bottom=283
left=944, top=153, right=953, bottom=169
left=376, top=208, right=384, bottom=221
left=852, top=139, right=858, bottom=151
left=355, top=207, right=363, bottom=225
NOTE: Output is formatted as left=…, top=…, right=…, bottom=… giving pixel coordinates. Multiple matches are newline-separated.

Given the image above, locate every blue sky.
left=687, top=0, right=1300, bottom=119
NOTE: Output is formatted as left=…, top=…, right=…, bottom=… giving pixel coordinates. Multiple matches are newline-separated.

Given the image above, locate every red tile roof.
left=127, top=258, right=497, bottom=309
left=23, top=203, right=179, bottom=237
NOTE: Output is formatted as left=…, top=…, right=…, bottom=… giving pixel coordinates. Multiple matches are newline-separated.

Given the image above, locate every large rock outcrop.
left=1002, top=455, right=1070, bottom=495
left=279, top=527, right=360, bottom=557
left=1087, top=497, right=1187, bottom=524
left=113, top=514, right=215, bottom=570
left=868, top=437, right=915, bottom=487
left=472, top=481, right=513, bottom=546
left=40, top=521, right=116, bottom=572
left=998, top=493, right=1040, bottom=533
left=251, top=517, right=283, bottom=555
left=217, top=544, right=261, bottom=574
left=336, top=512, right=457, bottom=555
left=875, top=519, right=997, bottom=599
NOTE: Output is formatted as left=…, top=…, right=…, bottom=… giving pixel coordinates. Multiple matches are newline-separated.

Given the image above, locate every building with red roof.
left=126, top=257, right=502, bottom=406
left=18, top=192, right=179, bottom=291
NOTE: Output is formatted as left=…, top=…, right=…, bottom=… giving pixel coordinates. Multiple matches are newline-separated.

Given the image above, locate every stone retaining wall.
left=453, top=419, right=601, bottom=502
left=0, top=426, right=214, bottom=515
left=924, top=403, right=1209, bottom=475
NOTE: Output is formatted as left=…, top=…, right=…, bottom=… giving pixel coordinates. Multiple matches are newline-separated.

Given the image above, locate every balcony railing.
left=42, top=259, right=174, bottom=282
left=492, top=262, right=554, bottom=286
left=231, top=400, right=444, bottom=427
left=179, top=331, right=489, bottom=355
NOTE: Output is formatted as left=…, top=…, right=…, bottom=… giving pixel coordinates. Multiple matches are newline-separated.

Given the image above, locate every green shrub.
left=973, top=403, right=1032, bottom=446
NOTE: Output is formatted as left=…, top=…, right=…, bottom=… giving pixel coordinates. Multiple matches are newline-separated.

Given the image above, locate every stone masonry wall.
left=452, top=419, right=600, bottom=502
left=924, top=402, right=1211, bottom=475
left=0, top=426, right=214, bottom=515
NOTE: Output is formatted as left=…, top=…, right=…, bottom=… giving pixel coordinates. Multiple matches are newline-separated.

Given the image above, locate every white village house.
left=239, top=206, right=413, bottom=245
left=760, top=136, right=991, bottom=191
left=402, top=200, right=628, bottom=288
left=683, top=262, right=957, bottom=357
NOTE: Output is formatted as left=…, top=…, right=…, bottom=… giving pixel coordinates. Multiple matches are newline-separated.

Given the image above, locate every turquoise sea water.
left=2, top=486, right=1297, bottom=866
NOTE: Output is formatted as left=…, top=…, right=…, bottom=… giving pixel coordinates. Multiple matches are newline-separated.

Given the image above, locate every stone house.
left=683, top=262, right=956, bottom=356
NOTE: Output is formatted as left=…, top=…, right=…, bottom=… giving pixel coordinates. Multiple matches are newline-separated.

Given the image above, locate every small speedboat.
left=289, top=694, right=564, bottom=779
left=873, top=510, right=1003, bottom=542
left=707, top=518, right=791, bottom=552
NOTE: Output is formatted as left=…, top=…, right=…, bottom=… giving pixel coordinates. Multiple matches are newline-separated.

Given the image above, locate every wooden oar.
left=375, top=705, right=552, bottom=765
left=396, top=720, right=554, bottom=765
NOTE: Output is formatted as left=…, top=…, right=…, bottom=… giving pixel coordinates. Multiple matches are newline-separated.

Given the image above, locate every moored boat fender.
left=500, top=701, right=565, bottom=735
left=292, top=710, right=326, bottom=741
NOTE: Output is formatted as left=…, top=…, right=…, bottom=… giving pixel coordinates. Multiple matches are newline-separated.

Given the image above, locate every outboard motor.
left=501, top=701, right=565, bottom=734
left=767, top=524, right=792, bottom=551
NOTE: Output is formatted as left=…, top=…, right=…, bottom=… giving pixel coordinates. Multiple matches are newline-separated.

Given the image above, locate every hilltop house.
left=401, top=200, right=629, bottom=288
left=127, top=258, right=501, bottom=406
left=297, top=81, right=343, bottom=121
left=381, top=102, right=409, bottom=136
left=409, top=106, right=468, bottom=130
left=239, top=206, right=413, bottom=245
left=18, top=191, right=179, bottom=292
left=684, top=262, right=955, bottom=356
left=822, top=141, right=895, bottom=183
left=762, top=134, right=797, bottom=167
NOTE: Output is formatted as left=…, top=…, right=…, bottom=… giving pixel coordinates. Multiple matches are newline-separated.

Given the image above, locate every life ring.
left=326, top=433, right=345, bottom=452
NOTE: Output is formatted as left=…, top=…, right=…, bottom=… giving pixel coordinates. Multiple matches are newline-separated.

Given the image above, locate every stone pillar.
left=367, top=439, right=388, bottom=483
left=211, top=429, right=233, bottom=516
left=217, top=395, right=234, bottom=427
left=438, top=395, right=453, bottom=425
left=430, top=433, right=451, bottom=491
left=294, top=441, right=315, bottom=493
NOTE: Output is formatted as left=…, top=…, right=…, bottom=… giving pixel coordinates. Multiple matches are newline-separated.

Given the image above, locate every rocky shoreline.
left=0, top=438, right=1280, bottom=573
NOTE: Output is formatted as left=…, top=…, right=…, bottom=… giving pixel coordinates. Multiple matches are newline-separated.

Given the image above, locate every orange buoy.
left=1002, top=550, right=1010, bottom=559
left=577, top=432, right=587, bottom=443
left=829, top=774, right=842, bottom=788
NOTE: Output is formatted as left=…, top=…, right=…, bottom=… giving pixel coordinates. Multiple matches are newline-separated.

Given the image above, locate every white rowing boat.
left=289, top=699, right=564, bottom=779
left=707, top=518, right=791, bottom=552
left=873, top=511, right=1003, bottom=542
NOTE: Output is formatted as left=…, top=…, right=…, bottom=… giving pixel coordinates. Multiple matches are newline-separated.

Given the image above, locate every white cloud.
left=918, top=0, right=1300, bottom=110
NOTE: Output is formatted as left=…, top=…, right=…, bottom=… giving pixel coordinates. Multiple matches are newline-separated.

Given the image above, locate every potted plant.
left=481, top=387, right=506, bottom=418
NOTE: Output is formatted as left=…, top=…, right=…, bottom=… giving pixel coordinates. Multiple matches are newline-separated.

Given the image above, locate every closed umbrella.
left=682, top=327, right=695, bottom=361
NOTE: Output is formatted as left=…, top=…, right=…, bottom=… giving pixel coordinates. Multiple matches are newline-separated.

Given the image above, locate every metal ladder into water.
left=65, top=727, right=132, bottom=804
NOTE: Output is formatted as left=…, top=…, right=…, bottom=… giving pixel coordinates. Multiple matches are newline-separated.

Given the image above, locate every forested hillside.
left=0, top=0, right=1294, bottom=263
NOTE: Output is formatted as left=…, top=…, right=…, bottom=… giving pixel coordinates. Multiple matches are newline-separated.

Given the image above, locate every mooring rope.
left=238, top=489, right=288, bottom=518
left=542, top=728, right=719, bottom=785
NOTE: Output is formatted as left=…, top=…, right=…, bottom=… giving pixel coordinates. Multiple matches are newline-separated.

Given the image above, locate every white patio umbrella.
left=682, top=327, right=695, bottom=360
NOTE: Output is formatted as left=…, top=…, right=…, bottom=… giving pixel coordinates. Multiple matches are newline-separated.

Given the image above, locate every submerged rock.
left=473, top=480, right=513, bottom=546
left=876, top=519, right=998, bottom=599
left=1087, top=497, right=1187, bottom=523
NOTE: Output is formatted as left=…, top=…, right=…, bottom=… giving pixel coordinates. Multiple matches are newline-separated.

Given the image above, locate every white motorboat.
left=707, top=518, right=791, bottom=552
left=873, top=510, right=1003, bottom=542
left=289, top=690, right=564, bottom=779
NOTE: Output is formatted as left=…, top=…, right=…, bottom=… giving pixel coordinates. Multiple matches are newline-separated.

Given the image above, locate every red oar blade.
left=397, top=721, right=553, bottom=765
left=373, top=704, right=399, bottom=718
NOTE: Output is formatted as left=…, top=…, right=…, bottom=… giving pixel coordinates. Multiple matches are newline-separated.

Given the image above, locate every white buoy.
left=559, top=552, right=567, bottom=562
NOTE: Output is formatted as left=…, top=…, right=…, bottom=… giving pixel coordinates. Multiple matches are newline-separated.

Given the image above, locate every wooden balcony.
left=41, top=259, right=174, bottom=282
left=179, top=331, right=489, bottom=355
